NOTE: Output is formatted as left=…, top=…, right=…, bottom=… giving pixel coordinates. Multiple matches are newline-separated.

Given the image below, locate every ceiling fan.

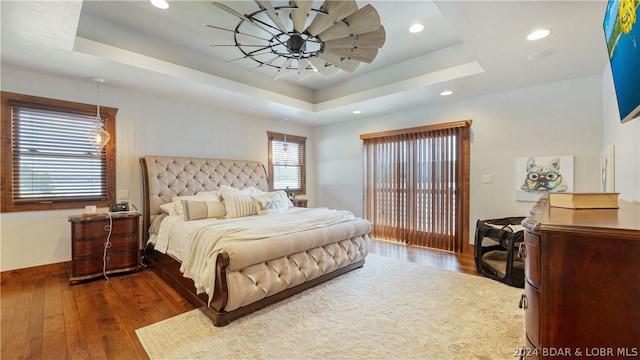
left=207, top=0, right=386, bottom=81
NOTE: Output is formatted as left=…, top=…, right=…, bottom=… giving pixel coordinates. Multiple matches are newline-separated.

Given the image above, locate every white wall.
left=313, top=75, right=608, bottom=244
left=602, top=63, right=640, bottom=202
left=0, top=67, right=315, bottom=271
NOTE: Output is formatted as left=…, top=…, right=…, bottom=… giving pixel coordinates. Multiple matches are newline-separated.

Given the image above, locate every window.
left=267, top=131, right=306, bottom=195
left=361, top=120, right=471, bottom=252
left=1, top=92, right=117, bottom=212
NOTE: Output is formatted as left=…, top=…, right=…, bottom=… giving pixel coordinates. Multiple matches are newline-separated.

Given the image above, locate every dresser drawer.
left=524, top=232, right=541, bottom=288
left=72, top=218, right=138, bottom=239
left=524, top=282, right=540, bottom=349
left=73, top=234, right=138, bottom=257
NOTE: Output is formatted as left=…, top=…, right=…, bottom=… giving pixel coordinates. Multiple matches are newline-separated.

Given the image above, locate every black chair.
left=474, top=217, right=525, bottom=288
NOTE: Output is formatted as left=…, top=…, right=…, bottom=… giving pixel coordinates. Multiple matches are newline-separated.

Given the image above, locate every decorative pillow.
left=172, top=195, right=218, bottom=216
left=181, top=199, right=226, bottom=221
left=252, top=195, right=288, bottom=215
left=220, top=191, right=257, bottom=218
left=261, top=190, right=293, bottom=209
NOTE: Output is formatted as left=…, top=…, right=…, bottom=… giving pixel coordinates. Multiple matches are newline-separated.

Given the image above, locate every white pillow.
left=219, top=185, right=263, bottom=196
left=220, top=191, right=257, bottom=218
left=160, top=202, right=178, bottom=215
left=195, top=191, right=221, bottom=199
left=181, top=199, right=226, bottom=221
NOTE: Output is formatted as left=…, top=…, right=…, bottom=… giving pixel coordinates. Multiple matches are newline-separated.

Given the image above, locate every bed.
left=139, top=155, right=371, bottom=326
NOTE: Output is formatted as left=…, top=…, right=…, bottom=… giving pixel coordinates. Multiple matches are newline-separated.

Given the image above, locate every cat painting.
left=520, top=157, right=568, bottom=193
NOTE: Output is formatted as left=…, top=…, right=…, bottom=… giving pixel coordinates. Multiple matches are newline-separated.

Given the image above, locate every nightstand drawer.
left=72, top=251, right=139, bottom=277
left=72, top=218, right=138, bottom=239
left=68, top=212, right=141, bottom=283
left=73, top=234, right=138, bottom=257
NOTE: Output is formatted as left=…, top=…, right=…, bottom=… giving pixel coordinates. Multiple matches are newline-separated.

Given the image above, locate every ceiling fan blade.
left=227, top=49, right=273, bottom=62
left=289, top=0, right=312, bottom=33
left=204, top=24, right=271, bottom=42
left=274, top=58, right=293, bottom=80
left=211, top=2, right=276, bottom=36
left=254, top=0, right=288, bottom=33
left=298, top=59, right=315, bottom=81
left=318, top=4, right=381, bottom=42
left=308, top=56, right=340, bottom=78
left=249, top=55, right=280, bottom=72
left=319, top=53, right=360, bottom=73
left=323, top=27, right=386, bottom=49
left=323, top=46, right=378, bottom=63
left=305, top=0, right=358, bottom=36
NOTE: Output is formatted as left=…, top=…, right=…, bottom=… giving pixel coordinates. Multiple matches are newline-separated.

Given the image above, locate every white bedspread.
left=155, top=208, right=363, bottom=305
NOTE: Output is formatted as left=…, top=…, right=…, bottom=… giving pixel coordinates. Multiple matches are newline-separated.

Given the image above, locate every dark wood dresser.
left=68, top=212, right=141, bottom=284
left=520, top=199, right=640, bottom=359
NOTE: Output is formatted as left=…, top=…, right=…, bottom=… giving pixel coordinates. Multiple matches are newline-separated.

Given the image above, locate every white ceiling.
left=1, top=0, right=609, bottom=125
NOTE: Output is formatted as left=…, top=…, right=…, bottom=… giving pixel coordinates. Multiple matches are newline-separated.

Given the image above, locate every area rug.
left=136, top=254, right=524, bottom=360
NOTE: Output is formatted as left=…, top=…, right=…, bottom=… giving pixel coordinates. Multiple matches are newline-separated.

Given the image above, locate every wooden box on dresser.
left=520, top=198, right=640, bottom=359
left=68, top=212, right=141, bottom=284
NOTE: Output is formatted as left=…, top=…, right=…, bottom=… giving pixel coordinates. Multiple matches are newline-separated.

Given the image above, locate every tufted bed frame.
left=139, top=155, right=370, bottom=326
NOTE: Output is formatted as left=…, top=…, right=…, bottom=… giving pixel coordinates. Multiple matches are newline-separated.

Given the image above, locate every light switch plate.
left=482, top=175, right=493, bottom=184
left=118, top=190, right=129, bottom=200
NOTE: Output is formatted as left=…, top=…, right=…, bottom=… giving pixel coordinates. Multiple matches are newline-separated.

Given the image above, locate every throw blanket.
left=179, top=208, right=360, bottom=305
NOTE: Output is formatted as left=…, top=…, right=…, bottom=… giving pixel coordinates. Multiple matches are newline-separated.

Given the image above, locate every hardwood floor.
left=1, top=240, right=477, bottom=360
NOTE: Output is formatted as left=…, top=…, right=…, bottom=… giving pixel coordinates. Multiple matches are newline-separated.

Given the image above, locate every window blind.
left=11, top=105, right=108, bottom=203
left=268, top=131, right=306, bottom=194
left=362, top=121, right=471, bottom=252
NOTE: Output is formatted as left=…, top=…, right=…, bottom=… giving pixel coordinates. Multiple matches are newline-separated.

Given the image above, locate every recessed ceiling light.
left=409, top=24, right=424, bottom=33
left=440, top=90, right=453, bottom=96
left=150, top=0, right=169, bottom=9
left=527, top=29, right=550, bottom=41
left=352, top=110, right=362, bottom=114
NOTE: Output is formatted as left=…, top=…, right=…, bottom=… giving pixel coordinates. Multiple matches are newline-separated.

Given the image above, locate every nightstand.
left=68, top=212, right=141, bottom=284
left=291, top=199, right=308, bottom=208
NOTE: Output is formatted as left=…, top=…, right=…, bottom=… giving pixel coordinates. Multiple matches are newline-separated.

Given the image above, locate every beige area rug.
left=136, top=254, right=524, bottom=360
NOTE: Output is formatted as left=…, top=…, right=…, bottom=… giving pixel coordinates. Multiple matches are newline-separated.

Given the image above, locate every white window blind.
left=272, top=139, right=302, bottom=190
left=11, top=105, right=107, bottom=203
left=267, top=132, right=306, bottom=194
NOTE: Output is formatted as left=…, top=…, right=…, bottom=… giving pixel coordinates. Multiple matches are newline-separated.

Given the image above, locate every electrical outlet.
left=118, top=190, right=129, bottom=200
left=482, top=175, right=493, bottom=184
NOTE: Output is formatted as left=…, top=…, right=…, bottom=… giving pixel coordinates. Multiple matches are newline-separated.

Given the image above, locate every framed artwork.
left=600, top=144, right=615, bottom=192
left=515, top=155, right=574, bottom=202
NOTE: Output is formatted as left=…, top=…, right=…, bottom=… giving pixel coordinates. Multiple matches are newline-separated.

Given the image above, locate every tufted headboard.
left=139, top=155, right=269, bottom=242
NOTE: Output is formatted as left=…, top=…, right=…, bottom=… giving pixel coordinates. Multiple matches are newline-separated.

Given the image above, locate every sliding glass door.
left=361, top=121, right=471, bottom=252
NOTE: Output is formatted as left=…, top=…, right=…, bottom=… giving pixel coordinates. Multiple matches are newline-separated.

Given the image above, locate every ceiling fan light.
left=409, top=23, right=424, bottom=33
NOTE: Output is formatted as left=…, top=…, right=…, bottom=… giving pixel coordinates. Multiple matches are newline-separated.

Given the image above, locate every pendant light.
left=89, top=78, right=110, bottom=154
left=282, top=118, right=289, bottom=163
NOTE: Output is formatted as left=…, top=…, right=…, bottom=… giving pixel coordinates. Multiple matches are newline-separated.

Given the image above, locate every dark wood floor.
left=1, top=239, right=477, bottom=360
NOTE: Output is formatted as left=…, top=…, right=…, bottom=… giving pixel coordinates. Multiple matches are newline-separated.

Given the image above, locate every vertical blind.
left=361, top=121, right=471, bottom=252
left=10, top=104, right=108, bottom=203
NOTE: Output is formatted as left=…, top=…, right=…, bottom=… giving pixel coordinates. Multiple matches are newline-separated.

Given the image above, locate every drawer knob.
left=519, top=293, right=528, bottom=310
left=518, top=242, right=527, bottom=259
left=104, top=225, right=111, bottom=232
